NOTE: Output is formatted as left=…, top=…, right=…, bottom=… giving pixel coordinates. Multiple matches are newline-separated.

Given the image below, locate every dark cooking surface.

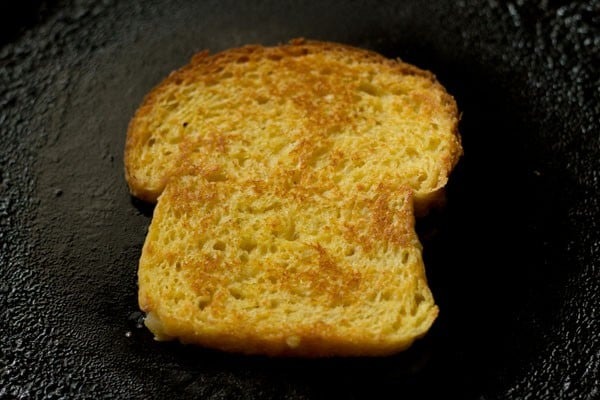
left=1, top=0, right=598, bottom=398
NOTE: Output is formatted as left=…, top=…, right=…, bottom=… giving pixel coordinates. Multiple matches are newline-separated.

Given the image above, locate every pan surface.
left=1, top=0, right=598, bottom=398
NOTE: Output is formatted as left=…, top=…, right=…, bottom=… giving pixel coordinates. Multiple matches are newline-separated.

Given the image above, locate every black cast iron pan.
left=1, top=0, right=598, bottom=398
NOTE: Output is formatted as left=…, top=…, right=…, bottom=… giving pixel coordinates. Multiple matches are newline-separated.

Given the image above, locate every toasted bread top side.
left=125, top=39, right=462, bottom=204
left=138, top=173, right=438, bottom=356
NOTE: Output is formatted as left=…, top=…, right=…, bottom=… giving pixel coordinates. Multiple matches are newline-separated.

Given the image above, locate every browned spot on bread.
left=369, top=185, right=415, bottom=248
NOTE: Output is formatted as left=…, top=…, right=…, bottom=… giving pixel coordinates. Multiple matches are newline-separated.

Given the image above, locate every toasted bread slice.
left=126, top=39, right=462, bottom=356
left=125, top=39, right=461, bottom=209
left=139, top=173, right=437, bottom=356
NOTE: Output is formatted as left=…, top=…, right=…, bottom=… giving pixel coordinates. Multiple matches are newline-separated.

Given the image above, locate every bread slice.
left=126, top=39, right=462, bottom=356
left=125, top=39, right=461, bottom=210
left=139, top=174, right=436, bottom=356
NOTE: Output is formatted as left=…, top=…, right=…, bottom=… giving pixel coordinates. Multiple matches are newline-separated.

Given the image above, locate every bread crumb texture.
left=128, top=39, right=462, bottom=356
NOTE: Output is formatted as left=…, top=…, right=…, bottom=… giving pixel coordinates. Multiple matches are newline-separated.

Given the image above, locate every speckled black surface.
left=1, top=0, right=598, bottom=398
